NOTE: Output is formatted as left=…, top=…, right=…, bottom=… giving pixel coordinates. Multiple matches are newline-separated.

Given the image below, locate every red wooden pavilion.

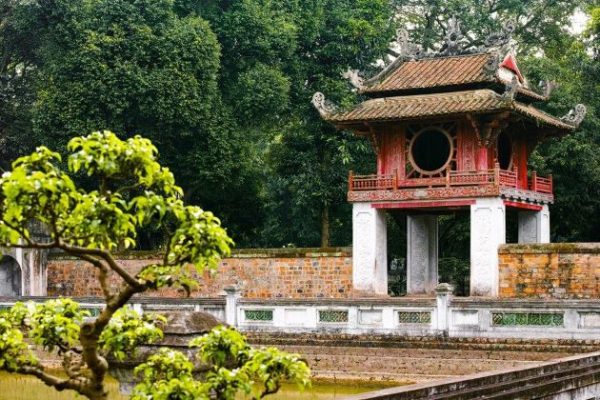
left=314, top=28, right=585, bottom=297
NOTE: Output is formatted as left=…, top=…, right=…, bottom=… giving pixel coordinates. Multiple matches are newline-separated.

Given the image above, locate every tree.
left=525, top=5, right=600, bottom=242
left=0, top=1, right=398, bottom=248
left=203, top=0, right=396, bottom=247
left=0, top=131, right=310, bottom=400
left=0, top=0, right=267, bottom=246
left=393, top=0, right=588, bottom=54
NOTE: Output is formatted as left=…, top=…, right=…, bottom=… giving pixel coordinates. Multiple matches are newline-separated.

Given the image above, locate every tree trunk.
left=320, top=205, right=330, bottom=248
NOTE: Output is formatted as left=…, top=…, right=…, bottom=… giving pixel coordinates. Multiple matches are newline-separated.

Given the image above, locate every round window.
left=497, top=132, right=512, bottom=170
left=409, top=128, right=453, bottom=174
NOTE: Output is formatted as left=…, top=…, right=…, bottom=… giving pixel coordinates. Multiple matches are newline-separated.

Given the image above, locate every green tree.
left=0, top=0, right=267, bottom=246
left=525, top=6, right=600, bottom=241
left=393, top=0, right=587, bottom=54
left=0, top=131, right=309, bottom=400
left=204, top=0, right=395, bottom=247
left=389, top=1, right=600, bottom=246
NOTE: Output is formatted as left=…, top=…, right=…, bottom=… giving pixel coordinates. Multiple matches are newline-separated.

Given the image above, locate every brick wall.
left=499, top=243, right=600, bottom=299
left=47, top=248, right=353, bottom=299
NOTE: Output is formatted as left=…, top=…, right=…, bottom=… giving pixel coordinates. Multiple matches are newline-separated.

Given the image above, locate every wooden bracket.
left=366, top=123, right=380, bottom=155
left=471, top=112, right=510, bottom=147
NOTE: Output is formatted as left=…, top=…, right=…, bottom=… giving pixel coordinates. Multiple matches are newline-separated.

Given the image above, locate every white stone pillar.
left=352, top=203, right=387, bottom=295
left=518, top=205, right=550, bottom=244
left=223, top=286, right=241, bottom=327
left=470, top=198, right=506, bottom=297
left=406, top=215, right=438, bottom=294
left=435, top=283, right=454, bottom=335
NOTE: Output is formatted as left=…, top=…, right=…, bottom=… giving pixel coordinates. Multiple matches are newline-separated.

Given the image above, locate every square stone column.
left=407, top=215, right=438, bottom=294
left=470, top=198, right=506, bottom=297
left=518, top=205, right=550, bottom=243
left=352, top=203, right=387, bottom=295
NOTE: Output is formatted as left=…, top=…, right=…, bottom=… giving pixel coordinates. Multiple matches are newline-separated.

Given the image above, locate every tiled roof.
left=326, top=90, right=573, bottom=131
left=363, top=54, right=493, bottom=93
left=361, top=53, right=545, bottom=101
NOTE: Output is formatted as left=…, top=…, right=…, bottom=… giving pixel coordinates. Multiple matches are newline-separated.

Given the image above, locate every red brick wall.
left=47, top=248, right=353, bottom=299
left=499, top=243, right=600, bottom=299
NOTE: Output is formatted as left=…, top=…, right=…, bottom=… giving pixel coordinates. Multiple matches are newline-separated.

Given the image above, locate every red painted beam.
left=503, top=200, right=543, bottom=211
left=372, top=200, right=476, bottom=209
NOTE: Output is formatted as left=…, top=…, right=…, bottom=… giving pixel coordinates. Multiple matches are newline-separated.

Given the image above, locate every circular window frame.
left=408, top=127, right=454, bottom=176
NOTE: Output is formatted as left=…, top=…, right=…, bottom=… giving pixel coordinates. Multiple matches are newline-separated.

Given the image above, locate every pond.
left=0, top=372, right=400, bottom=400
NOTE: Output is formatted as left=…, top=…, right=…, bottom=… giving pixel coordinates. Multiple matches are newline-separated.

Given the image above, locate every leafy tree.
left=393, top=0, right=587, bottom=54
left=0, top=131, right=309, bottom=400
left=204, top=0, right=396, bottom=247
left=525, top=8, right=600, bottom=241
left=0, top=0, right=266, bottom=246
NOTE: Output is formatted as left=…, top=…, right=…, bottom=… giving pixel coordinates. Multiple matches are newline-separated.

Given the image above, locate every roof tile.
left=362, top=53, right=546, bottom=102
left=326, top=89, right=573, bottom=131
left=363, top=54, right=492, bottom=93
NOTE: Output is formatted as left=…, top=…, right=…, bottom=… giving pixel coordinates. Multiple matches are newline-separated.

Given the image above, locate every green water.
left=0, top=372, right=396, bottom=400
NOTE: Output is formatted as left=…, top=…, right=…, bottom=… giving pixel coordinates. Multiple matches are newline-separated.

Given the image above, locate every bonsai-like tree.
left=0, top=131, right=310, bottom=399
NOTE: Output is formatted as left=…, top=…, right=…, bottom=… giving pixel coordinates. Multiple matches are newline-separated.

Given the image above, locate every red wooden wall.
left=373, top=119, right=529, bottom=188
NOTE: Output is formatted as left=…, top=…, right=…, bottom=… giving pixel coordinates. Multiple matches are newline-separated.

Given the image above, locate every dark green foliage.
left=0, top=0, right=598, bottom=252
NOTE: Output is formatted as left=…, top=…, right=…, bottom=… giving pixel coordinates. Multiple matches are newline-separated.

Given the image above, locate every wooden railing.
left=529, top=171, right=553, bottom=194
left=349, top=165, right=553, bottom=195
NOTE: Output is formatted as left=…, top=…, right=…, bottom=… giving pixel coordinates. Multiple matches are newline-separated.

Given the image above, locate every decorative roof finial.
left=485, top=21, right=516, bottom=50
left=312, top=92, right=338, bottom=117
left=342, top=69, right=365, bottom=90
left=391, top=28, right=422, bottom=59
left=561, top=104, right=587, bottom=127
left=484, top=52, right=501, bottom=75
left=440, top=17, right=464, bottom=56
left=539, top=80, right=557, bottom=99
left=501, top=75, right=519, bottom=101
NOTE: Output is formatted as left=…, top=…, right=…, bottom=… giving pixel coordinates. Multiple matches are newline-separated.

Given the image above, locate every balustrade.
left=349, top=165, right=552, bottom=195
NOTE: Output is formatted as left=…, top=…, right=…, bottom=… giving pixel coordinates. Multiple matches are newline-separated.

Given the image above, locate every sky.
left=569, top=9, right=590, bottom=35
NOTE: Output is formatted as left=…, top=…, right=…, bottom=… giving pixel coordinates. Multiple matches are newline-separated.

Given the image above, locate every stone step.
left=344, top=353, right=600, bottom=400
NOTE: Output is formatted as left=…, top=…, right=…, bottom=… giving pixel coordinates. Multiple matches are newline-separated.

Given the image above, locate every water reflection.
left=0, top=372, right=399, bottom=400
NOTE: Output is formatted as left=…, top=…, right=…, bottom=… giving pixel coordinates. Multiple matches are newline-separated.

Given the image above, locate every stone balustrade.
left=6, top=285, right=600, bottom=340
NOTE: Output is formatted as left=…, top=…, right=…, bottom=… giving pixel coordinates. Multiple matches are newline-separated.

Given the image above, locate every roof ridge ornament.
left=501, top=75, right=519, bottom=102
left=440, top=17, right=465, bottom=56
left=391, top=28, right=423, bottom=59
left=312, top=92, right=339, bottom=117
left=539, top=80, right=557, bottom=99
left=484, top=21, right=516, bottom=51
left=484, top=52, right=502, bottom=76
left=560, top=104, right=587, bottom=127
left=342, top=69, right=365, bottom=91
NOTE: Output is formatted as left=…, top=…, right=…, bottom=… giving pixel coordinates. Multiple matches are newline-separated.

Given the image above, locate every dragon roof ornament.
left=342, top=69, right=365, bottom=91
left=501, top=75, right=519, bottom=102
left=358, top=18, right=519, bottom=89
left=311, top=92, right=339, bottom=117
left=560, top=104, right=587, bottom=127
left=385, top=19, right=516, bottom=61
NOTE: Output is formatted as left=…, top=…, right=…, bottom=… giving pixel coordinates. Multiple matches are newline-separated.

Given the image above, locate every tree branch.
left=59, top=244, right=142, bottom=290
left=66, top=251, right=112, bottom=301
left=18, top=366, right=90, bottom=394
left=78, top=284, right=143, bottom=398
